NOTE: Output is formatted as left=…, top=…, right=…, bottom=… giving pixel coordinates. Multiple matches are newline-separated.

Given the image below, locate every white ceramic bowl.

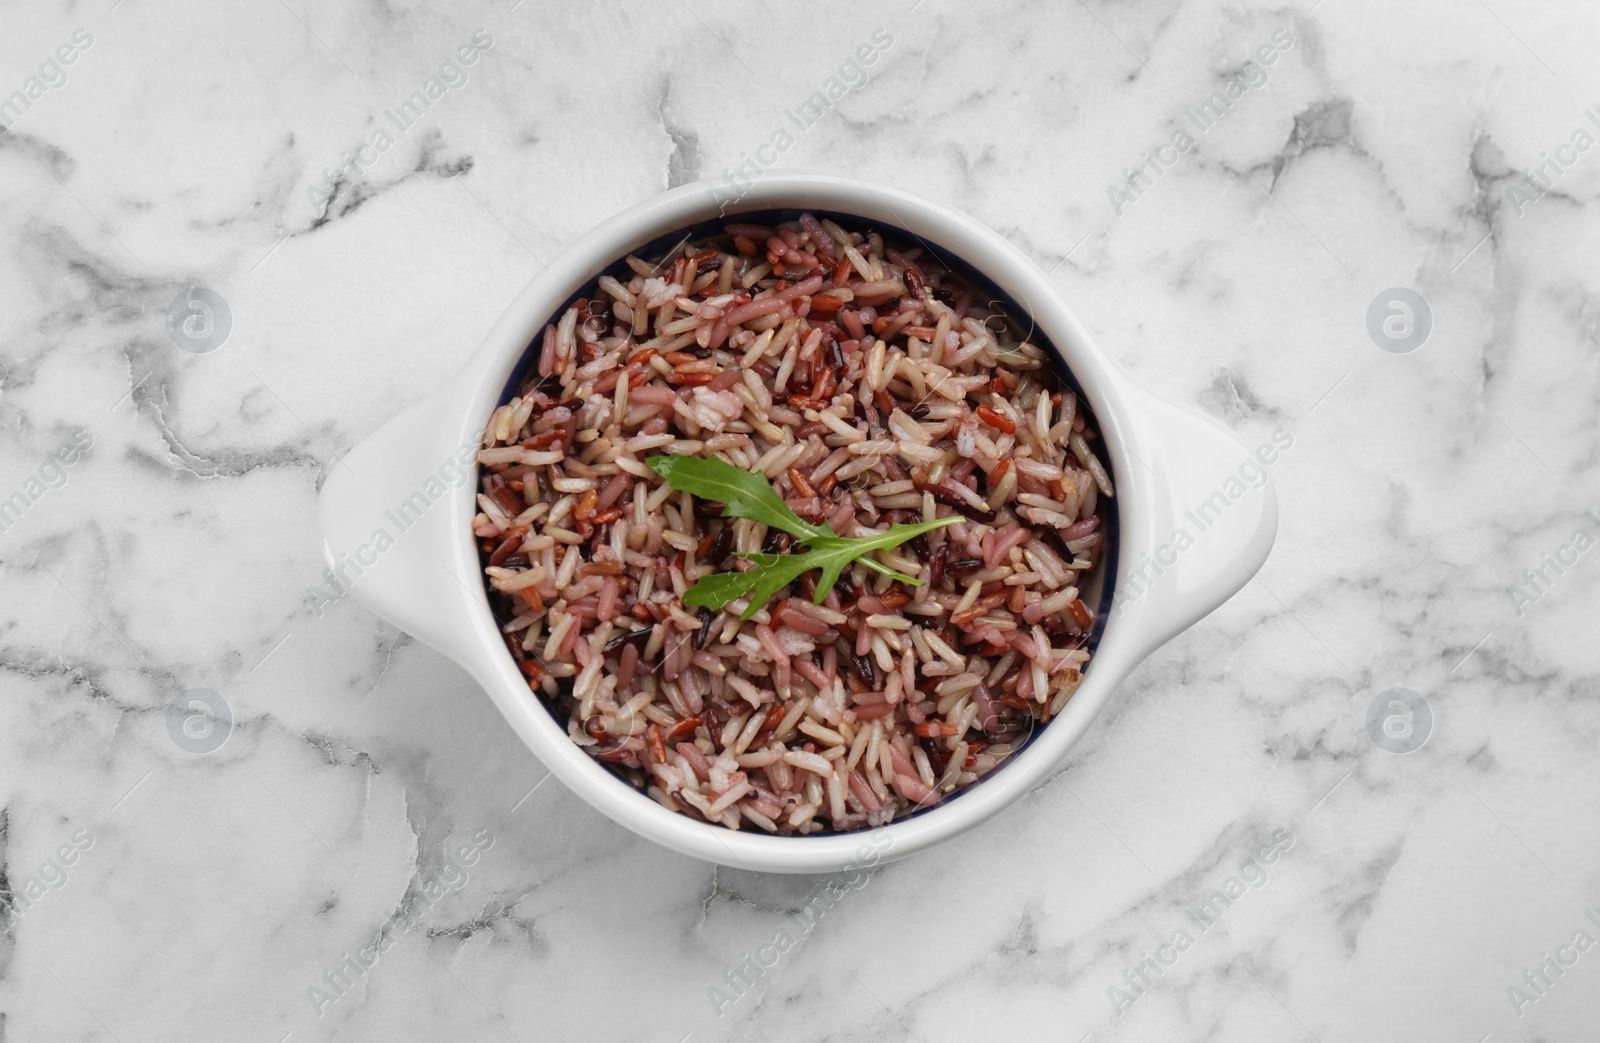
left=319, top=173, right=1277, bottom=874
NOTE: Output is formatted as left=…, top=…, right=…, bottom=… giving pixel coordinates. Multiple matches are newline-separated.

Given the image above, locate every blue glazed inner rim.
left=487, top=208, right=1118, bottom=830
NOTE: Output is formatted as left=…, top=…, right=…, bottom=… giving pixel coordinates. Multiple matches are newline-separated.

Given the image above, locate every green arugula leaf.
left=679, top=568, right=765, bottom=612
left=647, top=455, right=830, bottom=541
left=683, top=552, right=821, bottom=620
left=649, top=454, right=961, bottom=620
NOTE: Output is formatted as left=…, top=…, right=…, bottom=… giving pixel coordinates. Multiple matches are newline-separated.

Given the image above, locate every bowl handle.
left=317, top=387, right=482, bottom=666
left=1108, top=381, right=1280, bottom=664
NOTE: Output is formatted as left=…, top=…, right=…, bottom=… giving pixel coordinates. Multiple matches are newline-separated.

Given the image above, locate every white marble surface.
left=2, top=0, right=1598, bottom=1040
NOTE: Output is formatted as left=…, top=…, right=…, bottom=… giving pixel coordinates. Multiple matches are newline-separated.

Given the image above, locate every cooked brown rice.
left=474, top=214, right=1111, bottom=834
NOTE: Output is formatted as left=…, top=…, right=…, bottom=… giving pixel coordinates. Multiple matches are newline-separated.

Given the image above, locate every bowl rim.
left=427, top=173, right=1166, bottom=872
